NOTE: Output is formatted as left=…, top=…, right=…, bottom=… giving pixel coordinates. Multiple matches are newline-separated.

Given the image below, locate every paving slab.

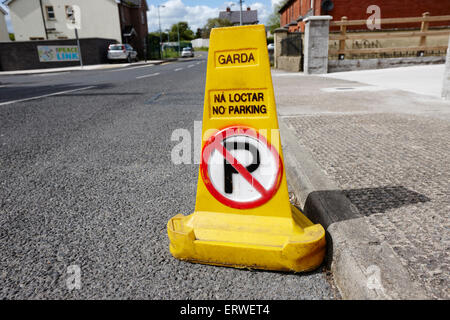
left=273, top=69, right=450, bottom=299
left=322, top=64, right=446, bottom=98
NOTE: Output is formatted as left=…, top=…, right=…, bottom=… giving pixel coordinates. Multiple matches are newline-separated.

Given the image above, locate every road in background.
left=0, top=53, right=336, bottom=299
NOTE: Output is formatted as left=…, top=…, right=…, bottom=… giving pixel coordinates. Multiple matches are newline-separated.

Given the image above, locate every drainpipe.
left=39, top=0, right=49, bottom=40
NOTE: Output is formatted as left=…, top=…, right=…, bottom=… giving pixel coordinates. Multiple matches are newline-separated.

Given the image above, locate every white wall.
left=9, top=0, right=45, bottom=41
left=0, top=10, right=10, bottom=42
left=9, top=0, right=122, bottom=42
left=191, top=38, right=209, bottom=48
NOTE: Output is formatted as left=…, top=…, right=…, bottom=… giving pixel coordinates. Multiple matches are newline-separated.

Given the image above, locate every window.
left=141, top=11, right=145, bottom=25
left=29, top=37, right=45, bottom=40
left=65, top=6, right=74, bottom=20
left=46, top=6, right=55, bottom=20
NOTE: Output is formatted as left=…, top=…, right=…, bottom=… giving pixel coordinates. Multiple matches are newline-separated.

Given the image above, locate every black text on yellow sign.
left=209, top=89, right=269, bottom=118
left=215, top=49, right=258, bottom=68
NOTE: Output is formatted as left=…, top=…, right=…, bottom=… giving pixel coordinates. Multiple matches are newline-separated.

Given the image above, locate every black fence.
left=147, top=34, right=162, bottom=60
left=281, top=33, right=302, bottom=57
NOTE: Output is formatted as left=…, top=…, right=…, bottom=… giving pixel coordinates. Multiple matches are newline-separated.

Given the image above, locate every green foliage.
left=169, top=21, right=195, bottom=41
left=163, top=48, right=179, bottom=58
left=149, top=31, right=168, bottom=42
left=201, top=18, right=233, bottom=39
left=267, top=0, right=289, bottom=33
left=9, top=33, right=15, bottom=41
left=195, top=28, right=202, bottom=39
left=195, top=47, right=209, bottom=51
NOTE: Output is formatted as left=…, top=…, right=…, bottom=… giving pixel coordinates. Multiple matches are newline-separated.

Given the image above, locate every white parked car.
left=181, top=47, right=194, bottom=58
left=107, top=44, right=138, bottom=63
left=267, top=43, right=275, bottom=51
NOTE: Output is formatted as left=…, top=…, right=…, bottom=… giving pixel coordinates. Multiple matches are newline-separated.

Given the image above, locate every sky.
left=0, top=0, right=284, bottom=34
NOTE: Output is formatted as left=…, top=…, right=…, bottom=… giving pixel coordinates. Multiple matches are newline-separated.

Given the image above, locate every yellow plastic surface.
left=167, top=25, right=326, bottom=272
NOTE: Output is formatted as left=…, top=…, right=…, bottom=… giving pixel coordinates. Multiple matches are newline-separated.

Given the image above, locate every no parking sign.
left=201, top=126, right=282, bottom=209
left=167, top=25, right=326, bottom=273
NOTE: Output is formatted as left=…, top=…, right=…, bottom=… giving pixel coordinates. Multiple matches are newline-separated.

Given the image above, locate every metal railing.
left=281, top=33, right=303, bottom=56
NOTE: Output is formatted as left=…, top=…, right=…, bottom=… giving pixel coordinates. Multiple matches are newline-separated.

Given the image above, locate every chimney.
left=226, top=7, right=230, bottom=12
left=247, top=7, right=251, bottom=11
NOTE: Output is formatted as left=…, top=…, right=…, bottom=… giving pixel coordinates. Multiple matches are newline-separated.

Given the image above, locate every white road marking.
left=0, top=86, right=96, bottom=106
left=187, top=64, right=194, bottom=68
left=136, top=72, right=160, bottom=79
left=32, top=72, right=71, bottom=77
left=196, top=62, right=201, bottom=65
left=106, top=64, right=154, bottom=72
left=174, top=68, right=183, bottom=72
left=321, top=86, right=386, bottom=93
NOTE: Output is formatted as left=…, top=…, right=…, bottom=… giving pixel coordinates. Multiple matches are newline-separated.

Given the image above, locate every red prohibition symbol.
left=200, top=126, right=283, bottom=209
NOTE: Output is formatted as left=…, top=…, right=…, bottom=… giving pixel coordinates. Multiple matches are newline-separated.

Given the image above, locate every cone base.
left=167, top=205, right=326, bottom=272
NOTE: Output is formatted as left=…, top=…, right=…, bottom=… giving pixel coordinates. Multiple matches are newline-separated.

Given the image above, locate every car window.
left=109, top=45, right=124, bottom=50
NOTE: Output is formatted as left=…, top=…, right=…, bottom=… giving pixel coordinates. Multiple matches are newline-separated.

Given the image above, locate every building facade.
left=0, top=6, right=9, bottom=42
left=280, top=0, right=450, bottom=32
left=5, top=0, right=148, bottom=56
left=219, top=6, right=258, bottom=26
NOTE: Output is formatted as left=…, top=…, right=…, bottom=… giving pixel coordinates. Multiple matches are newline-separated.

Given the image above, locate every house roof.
left=4, top=0, right=148, bottom=10
left=219, top=9, right=258, bottom=24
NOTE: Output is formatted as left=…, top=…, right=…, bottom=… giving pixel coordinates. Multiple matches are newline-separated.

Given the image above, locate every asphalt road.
left=0, top=53, right=335, bottom=299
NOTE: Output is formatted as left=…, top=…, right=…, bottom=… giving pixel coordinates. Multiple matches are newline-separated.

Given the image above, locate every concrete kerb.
left=279, top=119, right=428, bottom=300
left=0, top=60, right=168, bottom=76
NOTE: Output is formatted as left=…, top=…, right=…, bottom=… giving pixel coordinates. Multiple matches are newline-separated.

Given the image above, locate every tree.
left=149, top=31, right=168, bottom=42
left=169, top=21, right=194, bottom=41
left=195, top=28, right=202, bottom=39
left=267, top=0, right=288, bottom=34
left=201, top=18, right=233, bottom=39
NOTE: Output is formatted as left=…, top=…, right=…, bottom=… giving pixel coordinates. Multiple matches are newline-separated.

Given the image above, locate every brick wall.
left=328, top=0, right=450, bottom=30
left=118, top=0, right=148, bottom=58
left=280, top=0, right=450, bottom=32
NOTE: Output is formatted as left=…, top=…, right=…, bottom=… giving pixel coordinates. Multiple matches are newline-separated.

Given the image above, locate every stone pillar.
left=273, top=27, right=288, bottom=69
left=442, top=36, right=450, bottom=100
left=303, top=15, right=332, bottom=74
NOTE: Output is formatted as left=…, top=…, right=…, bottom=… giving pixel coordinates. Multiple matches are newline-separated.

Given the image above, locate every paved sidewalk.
left=323, top=64, right=446, bottom=98
left=273, top=68, right=449, bottom=299
left=0, top=60, right=164, bottom=76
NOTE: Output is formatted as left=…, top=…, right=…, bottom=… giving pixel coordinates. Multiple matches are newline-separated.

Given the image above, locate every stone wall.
left=303, top=16, right=332, bottom=74
left=273, top=28, right=287, bottom=69
left=329, top=56, right=446, bottom=73
left=277, top=56, right=302, bottom=72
